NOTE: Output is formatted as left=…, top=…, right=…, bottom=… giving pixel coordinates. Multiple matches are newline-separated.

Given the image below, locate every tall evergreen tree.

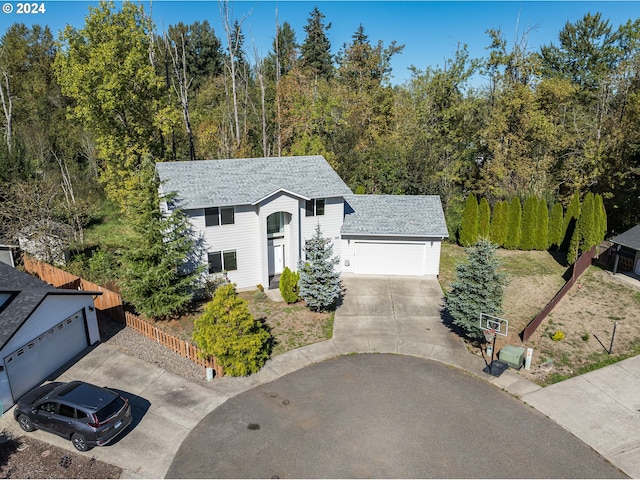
left=478, top=197, right=491, bottom=239
left=536, top=197, right=550, bottom=250
left=119, top=161, right=204, bottom=319
left=505, top=197, right=522, bottom=249
left=459, top=194, right=479, bottom=246
left=520, top=196, right=538, bottom=250
left=300, top=6, right=333, bottom=79
left=579, top=192, right=596, bottom=250
left=549, top=202, right=564, bottom=250
left=444, top=240, right=508, bottom=339
left=563, top=192, right=581, bottom=250
left=489, top=200, right=509, bottom=247
left=298, top=224, right=341, bottom=311
left=595, top=193, right=607, bottom=241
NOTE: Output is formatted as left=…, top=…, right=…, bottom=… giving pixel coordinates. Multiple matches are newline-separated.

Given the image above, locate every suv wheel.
left=71, top=433, right=90, bottom=452
left=17, top=414, right=35, bottom=432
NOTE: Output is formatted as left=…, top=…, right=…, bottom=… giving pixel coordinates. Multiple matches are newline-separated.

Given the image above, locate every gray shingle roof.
left=0, top=263, right=96, bottom=350
left=156, top=156, right=353, bottom=209
left=611, top=224, right=640, bottom=251
left=342, top=194, right=449, bottom=237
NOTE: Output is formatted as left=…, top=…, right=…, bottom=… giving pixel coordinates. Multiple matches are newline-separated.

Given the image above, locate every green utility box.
left=499, top=345, right=525, bottom=369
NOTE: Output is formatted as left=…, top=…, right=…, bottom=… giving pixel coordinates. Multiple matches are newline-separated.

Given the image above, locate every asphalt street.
left=166, top=354, right=625, bottom=479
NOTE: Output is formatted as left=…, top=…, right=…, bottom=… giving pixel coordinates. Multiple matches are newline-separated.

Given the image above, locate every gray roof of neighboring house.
left=342, top=194, right=449, bottom=237
left=0, top=263, right=95, bottom=350
left=156, top=156, right=353, bottom=209
left=611, top=224, right=640, bottom=251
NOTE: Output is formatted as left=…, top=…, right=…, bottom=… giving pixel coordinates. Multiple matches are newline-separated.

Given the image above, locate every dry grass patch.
left=439, top=243, right=640, bottom=385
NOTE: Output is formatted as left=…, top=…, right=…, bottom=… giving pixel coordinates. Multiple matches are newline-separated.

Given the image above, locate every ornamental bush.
left=279, top=267, right=300, bottom=304
left=192, top=284, right=271, bottom=376
left=298, top=224, right=341, bottom=312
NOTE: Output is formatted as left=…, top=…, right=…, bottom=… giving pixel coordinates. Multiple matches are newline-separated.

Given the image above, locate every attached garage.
left=341, top=195, right=448, bottom=277
left=354, top=241, right=426, bottom=276
left=0, top=263, right=100, bottom=412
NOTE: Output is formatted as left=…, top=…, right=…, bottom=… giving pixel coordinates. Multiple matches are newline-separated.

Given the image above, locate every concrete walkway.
left=1, top=273, right=639, bottom=478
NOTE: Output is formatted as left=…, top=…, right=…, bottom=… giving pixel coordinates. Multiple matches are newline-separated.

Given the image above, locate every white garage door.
left=354, top=242, right=425, bottom=275
left=4, top=311, right=88, bottom=401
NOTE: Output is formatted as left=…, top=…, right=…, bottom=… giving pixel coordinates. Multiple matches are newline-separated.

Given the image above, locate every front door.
left=268, top=239, right=286, bottom=275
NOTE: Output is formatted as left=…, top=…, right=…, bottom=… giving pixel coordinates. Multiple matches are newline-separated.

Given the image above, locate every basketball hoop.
left=483, top=328, right=496, bottom=344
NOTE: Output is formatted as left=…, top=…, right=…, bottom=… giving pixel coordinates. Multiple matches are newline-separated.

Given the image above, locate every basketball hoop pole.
left=479, top=313, right=510, bottom=377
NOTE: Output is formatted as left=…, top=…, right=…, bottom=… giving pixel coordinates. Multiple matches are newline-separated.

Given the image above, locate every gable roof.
left=342, top=194, right=449, bottom=237
left=0, top=263, right=97, bottom=350
left=611, top=224, right=640, bottom=251
left=156, top=156, right=353, bottom=209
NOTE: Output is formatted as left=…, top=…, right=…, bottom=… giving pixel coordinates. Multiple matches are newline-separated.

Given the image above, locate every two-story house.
left=156, top=155, right=448, bottom=290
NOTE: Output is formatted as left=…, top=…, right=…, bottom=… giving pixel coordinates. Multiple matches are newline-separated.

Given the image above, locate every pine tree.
left=459, top=194, right=479, bottom=246
left=505, top=197, right=522, bottom=249
left=478, top=197, right=491, bottom=239
left=549, top=203, right=564, bottom=250
left=298, top=224, right=341, bottom=311
left=192, top=284, right=270, bottom=376
left=300, top=6, right=333, bottom=79
left=536, top=197, right=550, bottom=250
left=119, top=161, right=204, bottom=319
left=444, top=240, right=508, bottom=339
left=520, top=196, right=537, bottom=250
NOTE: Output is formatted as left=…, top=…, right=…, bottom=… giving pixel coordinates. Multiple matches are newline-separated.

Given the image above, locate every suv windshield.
left=95, top=397, right=125, bottom=423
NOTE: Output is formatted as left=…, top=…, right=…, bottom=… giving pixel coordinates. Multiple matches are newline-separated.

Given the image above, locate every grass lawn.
left=439, top=241, right=640, bottom=385
left=150, top=291, right=334, bottom=358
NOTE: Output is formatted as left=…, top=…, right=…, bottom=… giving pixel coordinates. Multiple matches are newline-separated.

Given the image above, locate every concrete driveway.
left=0, top=343, right=230, bottom=479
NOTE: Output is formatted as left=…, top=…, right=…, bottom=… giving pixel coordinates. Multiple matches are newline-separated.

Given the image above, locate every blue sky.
left=1, top=1, right=639, bottom=85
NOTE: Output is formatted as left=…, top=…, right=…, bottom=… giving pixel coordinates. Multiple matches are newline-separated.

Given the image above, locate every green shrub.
left=192, top=284, right=271, bottom=376
left=459, top=194, right=479, bottom=246
left=279, top=267, right=300, bottom=304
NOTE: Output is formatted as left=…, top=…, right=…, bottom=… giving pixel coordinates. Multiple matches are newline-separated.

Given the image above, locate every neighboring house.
left=610, top=224, right=640, bottom=276
left=156, top=155, right=449, bottom=290
left=0, top=262, right=101, bottom=412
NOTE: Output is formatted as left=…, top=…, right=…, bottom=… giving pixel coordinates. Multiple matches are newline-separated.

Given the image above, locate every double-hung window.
left=208, top=250, right=238, bottom=274
left=305, top=198, right=325, bottom=217
left=205, top=207, right=235, bottom=227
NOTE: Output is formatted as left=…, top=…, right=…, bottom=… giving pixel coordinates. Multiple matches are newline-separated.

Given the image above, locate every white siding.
left=190, top=205, right=261, bottom=290
left=258, top=192, right=301, bottom=288
left=300, top=197, right=344, bottom=271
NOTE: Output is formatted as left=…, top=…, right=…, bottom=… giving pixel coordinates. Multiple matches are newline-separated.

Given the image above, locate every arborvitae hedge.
left=490, top=200, right=509, bottom=247
left=520, top=196, right=538, bottom=250
left=536, top=197, right=550, bottom=250
left=563, top=192, right=581, bottom=250
left=478, top=197, right=491, bottom=239
left=549, top=203, right=564, bottom=250
left=505, top=197, right=522, bottom=249
left=595, top=194, right=607, bottom=241
left=459, top=194, right=479, bottom=246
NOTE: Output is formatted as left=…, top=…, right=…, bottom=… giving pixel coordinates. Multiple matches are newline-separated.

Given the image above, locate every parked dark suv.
left=14, top=381, right=132, bottom=451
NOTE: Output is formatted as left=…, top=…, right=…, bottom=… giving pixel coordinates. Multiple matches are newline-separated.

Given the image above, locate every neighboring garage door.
left=354, top=242, right=425, bottom=275
left=4, top=311, right=88, bottom=401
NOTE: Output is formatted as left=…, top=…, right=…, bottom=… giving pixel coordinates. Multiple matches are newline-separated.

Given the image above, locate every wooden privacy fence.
left=521, top=247, right=596, bottom=342
left=125, top=312, right=224, bottom=377
left=23, top=255, right=223, bottom=378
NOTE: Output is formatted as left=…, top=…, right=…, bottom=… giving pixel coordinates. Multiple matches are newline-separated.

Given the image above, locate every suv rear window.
left=95, top=397, right=125, bottom=423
